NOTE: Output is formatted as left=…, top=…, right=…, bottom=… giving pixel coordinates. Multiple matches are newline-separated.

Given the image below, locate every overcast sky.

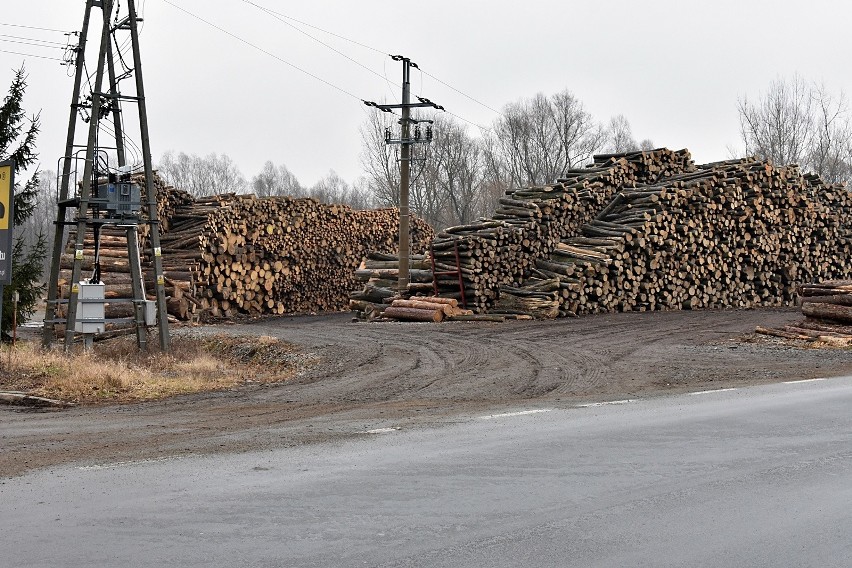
left=3, top=0, right=852, bottom=188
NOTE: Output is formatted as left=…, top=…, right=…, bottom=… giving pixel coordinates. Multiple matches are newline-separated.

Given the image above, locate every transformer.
left=97, top=181, right=141, bottom=216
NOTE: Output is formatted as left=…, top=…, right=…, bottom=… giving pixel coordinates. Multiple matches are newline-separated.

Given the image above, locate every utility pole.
left=364, top=55, right=442, bottom=293
left=43, top=0, right=170, bottom=352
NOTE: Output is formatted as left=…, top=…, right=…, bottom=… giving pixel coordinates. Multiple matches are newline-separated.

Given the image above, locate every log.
left=382, top=306, right=443, bottom=322
left=801, top=302, right=852, bottom=324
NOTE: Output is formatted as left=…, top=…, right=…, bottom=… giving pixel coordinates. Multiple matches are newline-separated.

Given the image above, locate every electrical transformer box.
left=75, top=281, right=105, bottom=334
left=143, top=300, right=157, bottom=326
left=97, top=182, right=141, bottom=215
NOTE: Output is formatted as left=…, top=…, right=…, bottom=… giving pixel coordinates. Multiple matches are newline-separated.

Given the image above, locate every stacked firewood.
left=382, top=296, right=473, bottom=322
left=428, top=148, right=695, bottom=311
left=348, top=253, right=433, bottom=320
left=756, top=281, right=852, bottom=344
left=62, top=174, right=434, bottom=322
left=170, top=195, right=433, bottom=318
left=354, top=150, right=852, bottom=324
left=522, top=158, right=852, bottom=316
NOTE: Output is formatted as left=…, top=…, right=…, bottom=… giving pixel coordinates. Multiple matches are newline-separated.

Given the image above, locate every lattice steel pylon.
left=43, top=0, right=170, bottom=351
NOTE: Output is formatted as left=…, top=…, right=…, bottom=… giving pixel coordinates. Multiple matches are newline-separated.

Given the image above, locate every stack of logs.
left=522, top=158, right=852, bottom=315
left=428, top=149, right=695, bottom=311
left=757, top=281, right=852, bottom=344
left=382, top=297, right=472, bottom=322
left=353, top=148, right=694, bottom=318
left=354, top=148, right=852, bottom=323
left=61, top=174, right=434, bottom=323
left=186, top=196, right=432, bottom=317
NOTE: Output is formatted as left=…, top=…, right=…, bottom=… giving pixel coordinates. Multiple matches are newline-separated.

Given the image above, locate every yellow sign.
left=0, top=164, right=10, bottom=230
left=0, top=160, right=13, bottom=285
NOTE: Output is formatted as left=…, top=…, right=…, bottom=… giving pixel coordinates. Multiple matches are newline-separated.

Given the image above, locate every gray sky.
left=3, top=0, right=851, bottom=187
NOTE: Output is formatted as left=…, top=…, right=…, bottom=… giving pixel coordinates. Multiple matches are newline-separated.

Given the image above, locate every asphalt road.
left=4, top=377, right=852, bottom=567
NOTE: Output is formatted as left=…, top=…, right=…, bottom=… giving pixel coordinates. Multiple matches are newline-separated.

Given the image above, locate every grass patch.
left=0, top=334, right=314, bottom=404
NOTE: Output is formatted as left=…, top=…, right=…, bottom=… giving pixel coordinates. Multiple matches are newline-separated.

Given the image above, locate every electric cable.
left=420, top=69, right=503, bottom=116
left=236, top=0, right=503, bottom=132
left=0, top=22, right=74, bottom=34
left=241, top=0, right=396, bottom=88
left=238, top=0, right=387, bottom=56
left=236, top=1, right=501, bottom=122
left=0, top=38, right=69, bottom=51
left=0, top=48, right=64, bottom=62
left=161, top=0, right=367, bottom=104
left=0, top=33, right=69, bottom=46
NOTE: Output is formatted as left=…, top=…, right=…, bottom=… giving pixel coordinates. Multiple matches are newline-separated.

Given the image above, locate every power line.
left=0, top=38, right=68, bottom=51
left=0, top=22, right=74, bottom=34
left=421, top=69, right=503, bottom=116
left=161, top=0, right=366, bottom=103
left=240, top=0, right=397, bottom=89
left=239, top=1, right=387, bottom=56
left=0, top=33, right=69, bottom=46
left=0, top=48, right=64, bottom=62
left=444, top=109, right=493, bottom=133
left=238, top=2, right=499, bottom=125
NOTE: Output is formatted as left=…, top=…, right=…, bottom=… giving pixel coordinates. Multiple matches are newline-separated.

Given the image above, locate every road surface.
left=4, top=376, right=852, bottom=567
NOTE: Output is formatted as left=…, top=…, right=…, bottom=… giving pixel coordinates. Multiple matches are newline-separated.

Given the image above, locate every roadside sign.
left=0, top=159, right=13, bottom=285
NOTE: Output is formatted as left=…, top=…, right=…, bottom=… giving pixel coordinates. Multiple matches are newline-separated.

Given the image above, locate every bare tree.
left=359, top=110, right=401, bottom=207
left=359, top=109, right=443, bottom=223
left=156, top=151, right=247, bottom=196
left=251, top=160, right=302, bottom=197
left=738, top=76, right=852, bottom=183
left=604, top=115, right=639, bottom=153
left=808, top=85, right=852, bottom=184
left=738, top=75, right=814, bottom=167
left=486, top=89, right=605, bottom=186
left=639, top=139, right=656, bottom=151
left=422, top=113, right=487, bottom=227
left=306, top=170, right=376, bottom=210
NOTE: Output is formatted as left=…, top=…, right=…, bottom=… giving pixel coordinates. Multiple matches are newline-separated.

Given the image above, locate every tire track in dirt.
left=5, top=308, right=852, bottom=478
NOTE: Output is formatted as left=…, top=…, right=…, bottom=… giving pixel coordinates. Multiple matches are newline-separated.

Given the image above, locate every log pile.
left=521, top=157, right=852, bottom=316
left=348, top=252, right=433, bottom=320
left=382, top=296, right=473, bottom=322
left=59, top=226, right=200, bottom=322
left=187, top=196, right=432, bottom=318
left=799, top=281, right=852, bottom=323
left=428, top=149, right=695, bottom=311
left=61, top=173, right=434, bottom=323
left=756, top=280, right=852, bottom=344
left=356, top=149, right=852, bottom=324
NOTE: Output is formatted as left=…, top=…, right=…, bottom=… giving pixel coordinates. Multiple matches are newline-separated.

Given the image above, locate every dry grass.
left=0, top=334, right=314, bottom=404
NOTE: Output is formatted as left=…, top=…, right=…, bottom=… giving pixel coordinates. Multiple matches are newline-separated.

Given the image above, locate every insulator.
left=414, top=126, right=422, bottom=140
left=385, top=127, right=392, bottom=143
left=426, top=126, right=433, bottom=141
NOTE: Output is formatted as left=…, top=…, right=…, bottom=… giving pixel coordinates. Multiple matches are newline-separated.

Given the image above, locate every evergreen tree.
left=0, top=66, right=45, bottom=337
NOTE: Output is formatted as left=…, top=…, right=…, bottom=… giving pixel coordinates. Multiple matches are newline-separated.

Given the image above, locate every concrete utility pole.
left=364, top=55, right=442, bottom=293
left=398, top=58, right=412, bottom=292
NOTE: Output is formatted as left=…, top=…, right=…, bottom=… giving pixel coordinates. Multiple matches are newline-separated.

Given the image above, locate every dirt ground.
left=2, top=308, right=851, bottom=478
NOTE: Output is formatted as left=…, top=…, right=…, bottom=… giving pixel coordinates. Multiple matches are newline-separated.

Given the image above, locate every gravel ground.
left=2, top=307, right=850, bottom=478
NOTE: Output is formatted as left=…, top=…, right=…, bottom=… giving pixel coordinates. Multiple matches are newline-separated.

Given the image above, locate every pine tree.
left=0, top=66, right=45, bottom=337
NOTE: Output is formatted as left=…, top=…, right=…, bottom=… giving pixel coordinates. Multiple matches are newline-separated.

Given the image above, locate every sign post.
left=0, top=159, right=15, bottom=338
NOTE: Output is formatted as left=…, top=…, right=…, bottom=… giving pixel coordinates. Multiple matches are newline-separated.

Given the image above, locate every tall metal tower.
left=43, top=0, right=170, bottom=351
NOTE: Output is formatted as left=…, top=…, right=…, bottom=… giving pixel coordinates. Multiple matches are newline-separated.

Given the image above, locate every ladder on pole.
left=429, top=241, right=467, bottom=309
